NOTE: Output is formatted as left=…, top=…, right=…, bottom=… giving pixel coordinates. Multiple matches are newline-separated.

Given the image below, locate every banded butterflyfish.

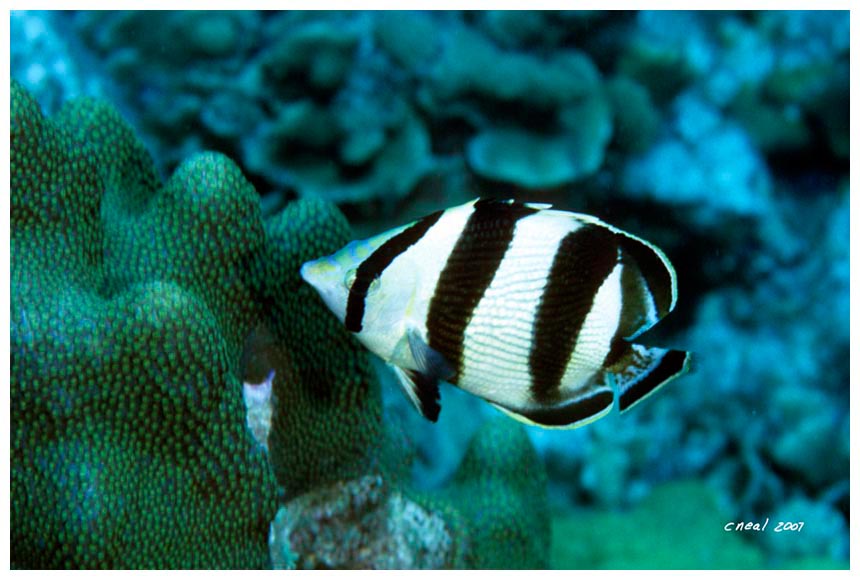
left=300, top=198, right=691, bottom=429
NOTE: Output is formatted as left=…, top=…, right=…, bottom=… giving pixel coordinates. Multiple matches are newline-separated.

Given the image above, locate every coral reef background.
left=10, top=10, right=849, bottom=569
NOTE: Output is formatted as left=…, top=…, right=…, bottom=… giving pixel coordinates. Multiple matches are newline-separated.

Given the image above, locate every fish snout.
left=300, top=256, right=349, bottom=322
left=300, top=257, right=335, bottom=290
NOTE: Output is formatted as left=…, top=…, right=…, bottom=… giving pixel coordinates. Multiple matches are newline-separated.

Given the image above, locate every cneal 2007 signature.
left=724, top=519, right=804, bottom=532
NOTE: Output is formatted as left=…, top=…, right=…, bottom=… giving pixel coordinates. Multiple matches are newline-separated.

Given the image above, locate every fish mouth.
left=299, top=257, right=348, bottom=324
left=299, top=257, right=333, bottom=290
left=299, top=259, right=317, bottom=286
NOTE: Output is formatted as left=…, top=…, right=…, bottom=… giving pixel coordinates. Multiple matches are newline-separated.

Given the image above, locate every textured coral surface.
left=11, top=79, right=552, bottom=570
left=11, top=79, right=277, bottom=568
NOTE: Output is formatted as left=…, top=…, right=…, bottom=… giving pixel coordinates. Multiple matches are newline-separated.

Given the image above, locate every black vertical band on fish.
left=618, top=349, right=689, bottom=411
left=615, top=251, right=652, bottom=340
left=529, top=226, right=619, bottom=403
left=345, top=209, right=444, bottom=332
left=406, top=368, right=441, bottom=422
left=426, top=199, right=537, bottom=382
left=602, top=336, right=630, bottom=370
left=501, top=387, right=615, bottom=427
left=617, top=236, right=673, bottom=318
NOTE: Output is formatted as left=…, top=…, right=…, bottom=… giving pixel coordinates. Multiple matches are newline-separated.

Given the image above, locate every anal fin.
left=390, top=364, right=441, bottom=422
left=608, top=343, right=692, bottom=413
left=491, top=385, right=615, bottom=430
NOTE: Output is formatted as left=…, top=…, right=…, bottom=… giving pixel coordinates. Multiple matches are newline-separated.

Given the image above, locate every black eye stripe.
left=344, top=209, right=444, bottom=332
left=350, top=274, right=380, bottom=297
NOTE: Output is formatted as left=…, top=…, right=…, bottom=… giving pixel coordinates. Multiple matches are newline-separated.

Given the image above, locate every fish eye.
left=344, top=269, right=357, bottom=290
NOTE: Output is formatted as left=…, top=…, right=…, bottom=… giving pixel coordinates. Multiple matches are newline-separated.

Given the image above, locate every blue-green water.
left=10, top=10, right=849, bottom=570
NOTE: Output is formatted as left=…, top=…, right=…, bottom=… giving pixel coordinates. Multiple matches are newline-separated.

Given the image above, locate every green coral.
left=451, top=418, right=550, bottom=569
left=11, top=79, right=551, bottom=570
left=254, top=199, right=397, bottom=499
left=422, top=417, right=550, bottom=569
left=11, top=79, right=277, bottom=568
left=258, top=202, right=552, bottom=567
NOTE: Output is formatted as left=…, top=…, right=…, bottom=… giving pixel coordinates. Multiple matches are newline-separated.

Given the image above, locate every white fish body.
left=301, top=198, right=690, bottom=429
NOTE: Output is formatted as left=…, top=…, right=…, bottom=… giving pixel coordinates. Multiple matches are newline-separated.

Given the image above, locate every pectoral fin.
left=389, top=364, right=442, bottom=422
left=407, top=327, right=454, bottom=381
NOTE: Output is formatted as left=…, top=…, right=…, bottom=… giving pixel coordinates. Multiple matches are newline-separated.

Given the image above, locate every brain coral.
left=10, top=79, right=278, bottom=568
left=11, top=78, right=552, bottom=570
left=435, top=416, right=550, bottom=569
left=267, top=417, right=551, bottom=569
left=253, top=198, right=397, bottom=499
